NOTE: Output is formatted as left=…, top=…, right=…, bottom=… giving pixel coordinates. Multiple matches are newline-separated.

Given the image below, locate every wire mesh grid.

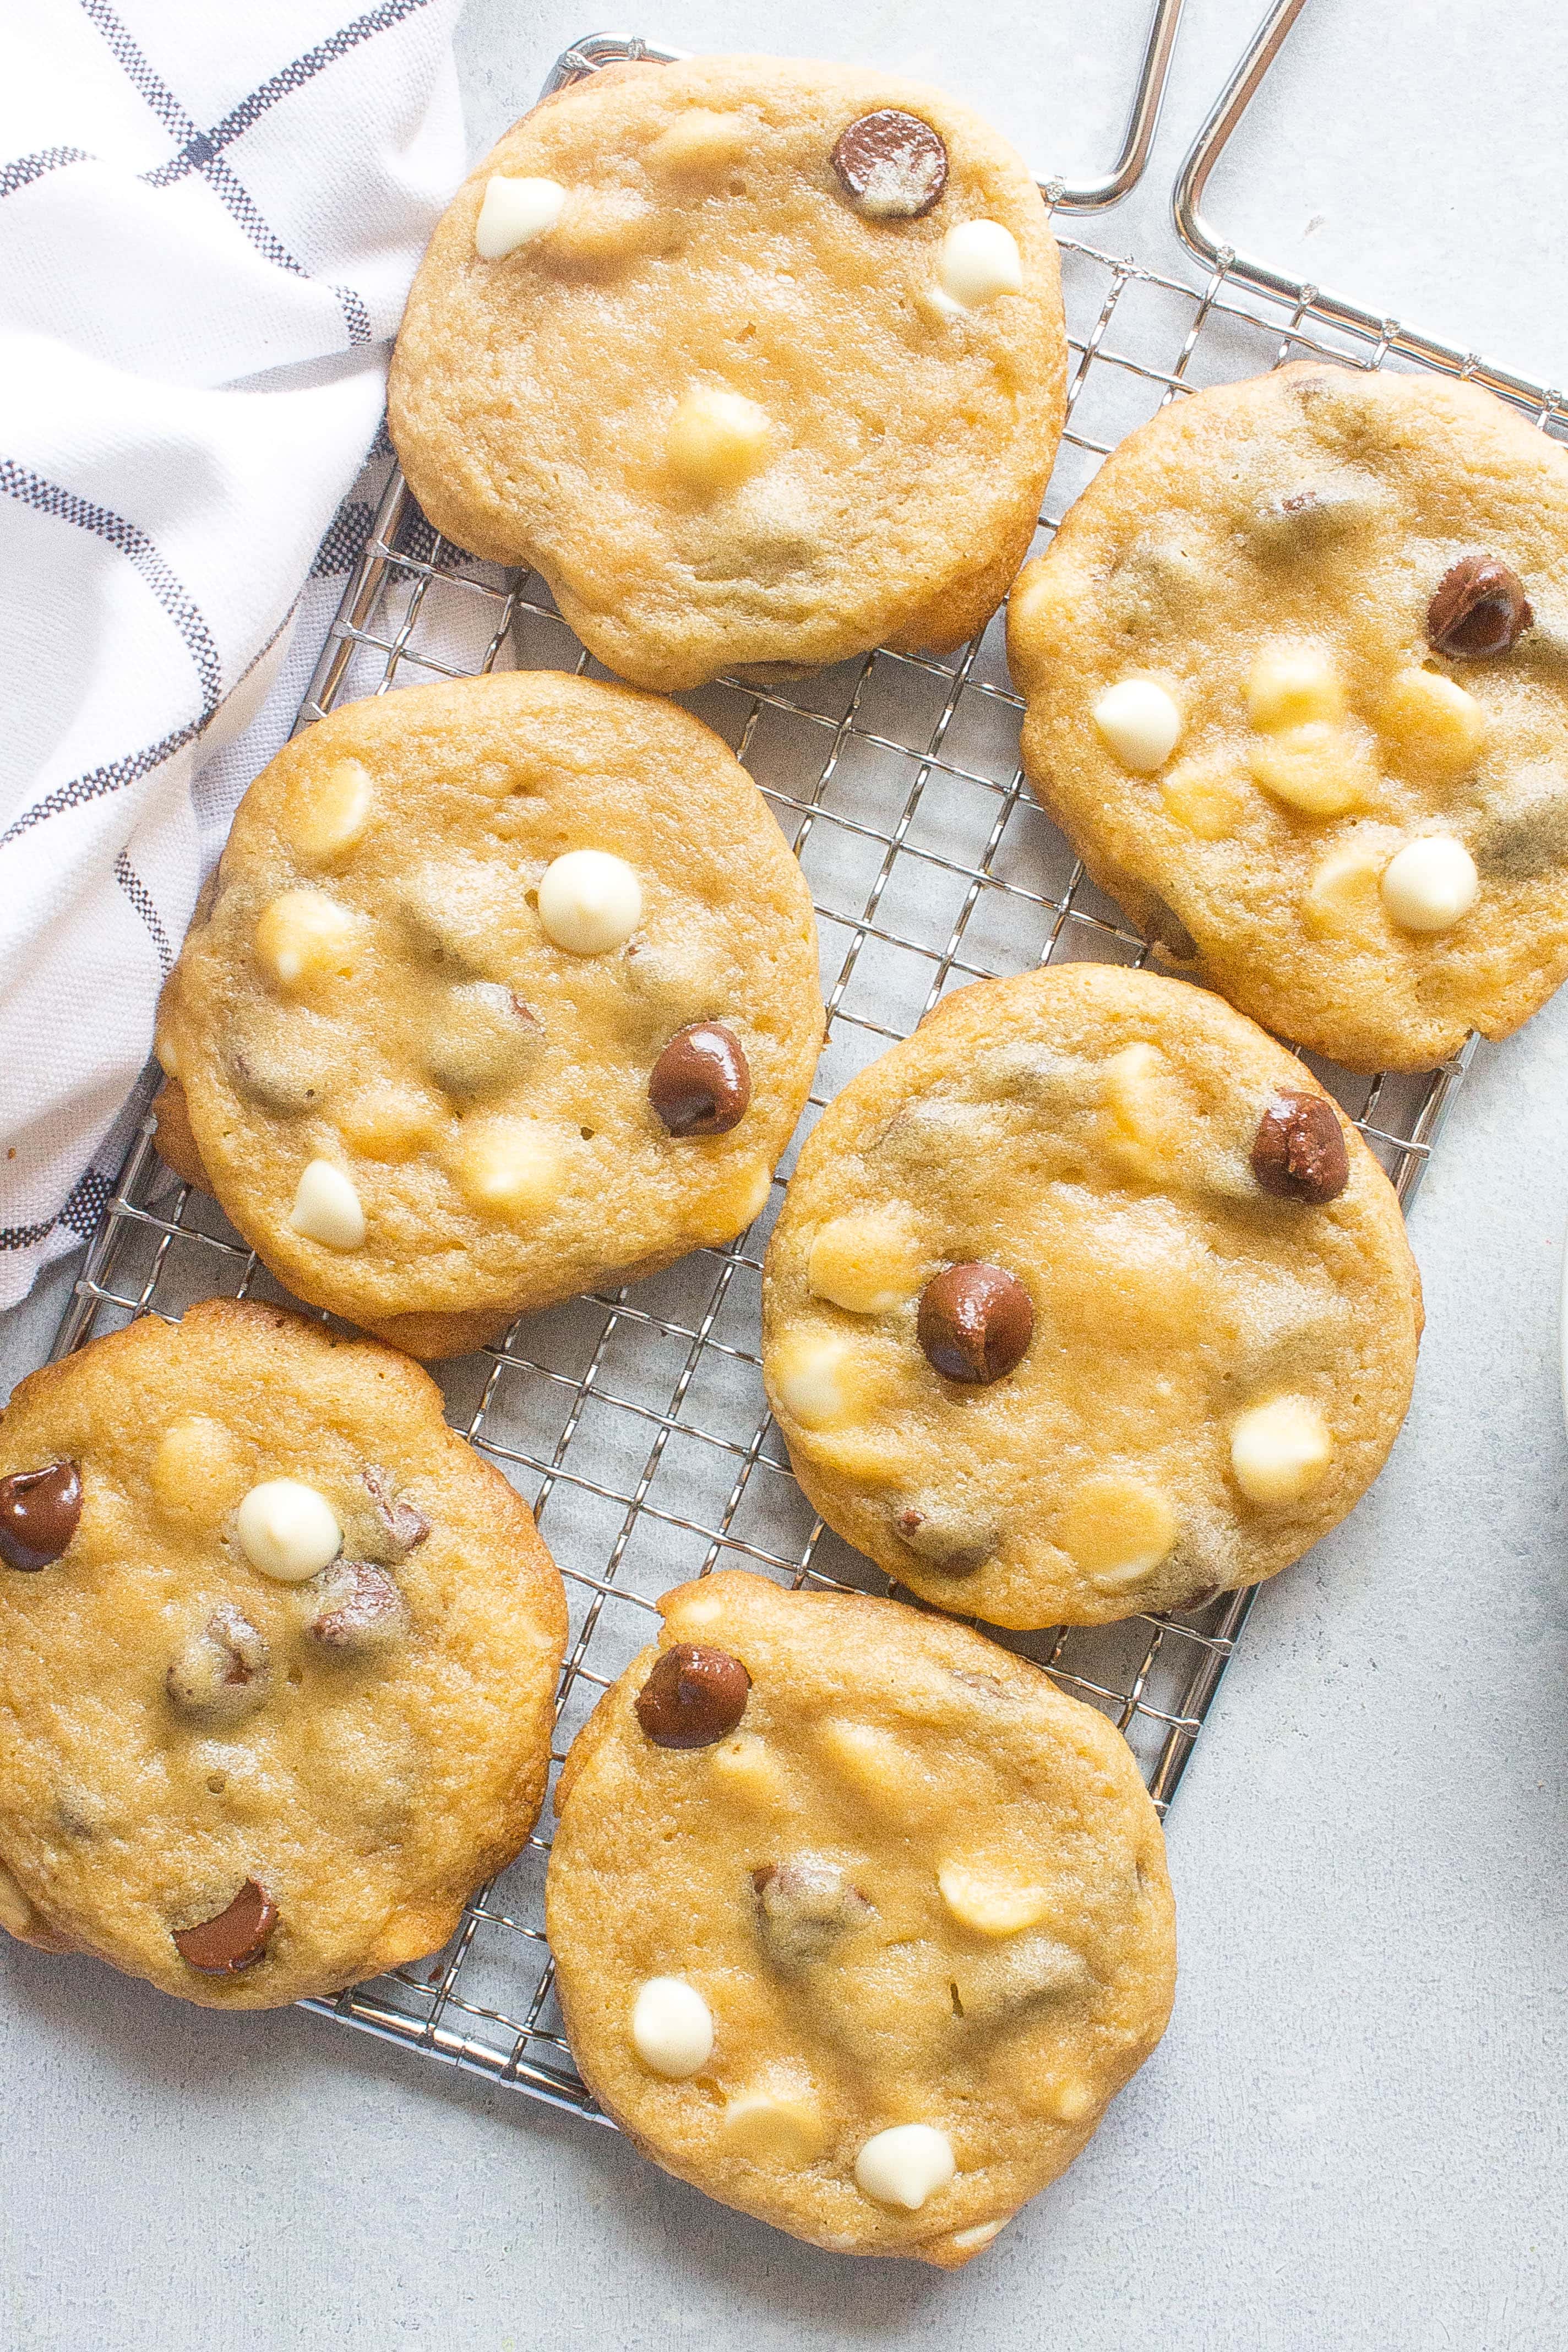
left=49, top=32, right=1558, bottom=2119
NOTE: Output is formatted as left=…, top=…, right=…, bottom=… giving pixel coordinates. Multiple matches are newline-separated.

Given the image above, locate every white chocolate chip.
left=287, top=1159, right=366, bottom=1250
left=1058, top=1473, right=1177, bottom=1589
left=1303, top=836, right=1389, bottom=940
left=854, top=2125, right=955, bottom=2211
left=0, top=1861, right=36, bottom=1938
left=1049, top=2078, right=1094, bottom=2123
left=1230, top=1396, right=1333, bottom=1506
left=936, top=219, right=1021, bottom=311
left=1092, top=678, right=1183, bottom=773
left=474, top=174, right=565, bottom=260
left=536, top=850, right=643, bottom=955
left=254, top=889, right=358, bottom=996
left=1246, top=723, right=1373, bottom=818
left=807, top=1215, right=922, bottom=1314
left=285, top=760, right=373, bottom=864
left=667, top=388, right=772, bottom=491
left=156, top=1030, right=180, bottom=1080
left=937, top=1860, right=1051, bottom=1939
left=771, top=1332, right=857, bottom=1430
left=1379, top=835, right=1478, bottom=933
left=647, top=109, right=750, bottom=177
left=949, top=2222, right=1007, bottom=2253
left=1379, top=668, right=1485, bottom=782
left=236, top=1479, right=342, bottom=1583
left=449, top=1117, right=562, bottom=1220
left=722, top=2090, right=827, bottom=2163
left=631, top=1977, right=714, bottom=2077
left=1246, top=645, right=1345, bottom=731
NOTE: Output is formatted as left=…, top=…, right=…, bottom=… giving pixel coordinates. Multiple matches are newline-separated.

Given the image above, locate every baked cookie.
left=153, top=671, right=822, bottom=1358
left=761, top=963, right=1421, bottom=1629
left=546, top=1569, right=1174, bottom=2265
left=388, top=55, right=1066, bottom=691
left=1008, top=363, right=1568, bottom=1070
left=0, top=1300, right=566, bottom=2008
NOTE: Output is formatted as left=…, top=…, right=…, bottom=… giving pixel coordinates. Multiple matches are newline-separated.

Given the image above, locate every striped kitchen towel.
left=0, top=0, right=464, bottom=1306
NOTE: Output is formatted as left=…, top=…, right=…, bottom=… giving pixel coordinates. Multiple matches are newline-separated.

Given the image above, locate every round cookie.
left=154, top=671, right=823, bottom=1358
left=761, top=963, right=1422, bottom=1630
left=1008, top=363, right=1568, bottom=1072
left=0, top=1300, right=567, bottom=2008
left=388, top=55, right=1066, bottom=692
left=546, top=1569, right=1175, bottom=2266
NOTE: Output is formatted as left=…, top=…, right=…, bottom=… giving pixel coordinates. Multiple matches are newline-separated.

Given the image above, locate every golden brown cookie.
left=154, top=671, right=822, bottom=1358
left=0, top=1300, right=566, bottom=2007
left=1008, top=363, right=1568, bottom=1070
left=389, top=54, right=1066, bottom=690
left=761, top=963, right=1422, bottom=1629
left=546, top=1570, right=1174, bottom=2264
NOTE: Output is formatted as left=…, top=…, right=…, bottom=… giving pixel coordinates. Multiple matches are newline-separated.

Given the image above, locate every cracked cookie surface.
left=546, top=1570, right=1174, bottom=2265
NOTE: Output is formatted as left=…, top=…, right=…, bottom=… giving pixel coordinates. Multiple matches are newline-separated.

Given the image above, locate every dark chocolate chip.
left=917, top=1264, right=1033, bottom=1385
left=308, top=1560, right=409, bottom=1652
left=0, top=1462, right=82, bottom=1571
left=362, top=1465, right=430, bottom=1554
left=831, top=109, right=948, bottom=219
left=648, top=1023, right=751, bottom=1137
left=1427, top=556, right=1533, bottom=660
left=1250, top=1091, right=1349, bottom=1205
left=635, top=1643, right=750, bottom=1747
left=173, top=1879, right=278, bottom=1974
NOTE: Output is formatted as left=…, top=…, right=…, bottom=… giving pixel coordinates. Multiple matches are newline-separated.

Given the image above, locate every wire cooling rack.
left=46, top=19, right=1560, bottom=2121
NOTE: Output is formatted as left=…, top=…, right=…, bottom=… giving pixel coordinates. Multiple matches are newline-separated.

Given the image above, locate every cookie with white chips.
left=0, top=1301, right=565, bottom=2007
left=761, top=964, right=1421, bottom=1629
left=153, top=671, right=822, bottom=1358
left=546, top=1570, right=1175, bottom=2266
left=1009, top=363, right=1568, bottom=1070
left=388, top=55, right=1066, bottom=690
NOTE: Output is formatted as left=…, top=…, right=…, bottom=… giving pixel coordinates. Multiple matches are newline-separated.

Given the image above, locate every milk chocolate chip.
left=635, top=1643, right=750, bottom=1747
left=362, top=1464, right=430, bottom=1555
left=917, top=1264, right=1033, bottom=1384
left=894, top=1503, right=995, bottom=1574
left=1427, top=556, right=1532, bottom=659
left=308, top=1559, right=409, bottom=1652
left=831, top=110, right=948, bottom=219
left=166, top=1605, right=272, bottom=1722
left=753, top=1855, right=873, bottom=1970
left=0, top=1462, right=82, bottom=1571
left=1251, top=1092, right=1349, bottom=1205
left=173, top=1879, right=278, bottom=1974
left=648, top=1023, right=751, bottom=1136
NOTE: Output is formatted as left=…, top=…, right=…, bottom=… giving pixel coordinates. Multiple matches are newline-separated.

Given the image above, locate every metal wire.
left=48, top=30, right=1550, bottom=2121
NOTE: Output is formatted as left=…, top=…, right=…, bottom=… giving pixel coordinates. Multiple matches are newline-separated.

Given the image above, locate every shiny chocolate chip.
left=831, top=109, right=948, bottom=219
left=308, top=1560, right=409, bottom=1652
left=917, top=1264, right=1033, bottom=1385
left=753, top=1856, right=873, bottom=1970
left=1427, top=556, right=1533, bottom=659
left=173, top=1879, right=278, bottom=1974
left=1250, top=1091, right=1349, bottom=1205
left=635, top=1643, right=750, bottom=1747
left=648, top=1023, right=751, bottom=1137
left=166, top=1606, right=272, bottom=1722
left=0, top=1462, right=82, bottom=1571
left=362, top=1464, right=430, bottom=1555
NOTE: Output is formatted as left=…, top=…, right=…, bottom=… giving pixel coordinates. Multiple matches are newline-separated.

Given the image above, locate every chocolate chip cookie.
left=153, top=671, right=822, bottom=1358
left=761, top=963, right=1422, bottom=1629
left=1008, top=363, right=1568, bottom=1070
left=546, top=1570, right=1174, bottom=2265
left=0, top=1300, right=566, bottom=2007
left=389, top=55, right=1066, bottom=690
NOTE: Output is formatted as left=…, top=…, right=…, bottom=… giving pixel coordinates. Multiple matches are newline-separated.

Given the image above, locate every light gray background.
left=4, top=2, right=1566, bottom=2345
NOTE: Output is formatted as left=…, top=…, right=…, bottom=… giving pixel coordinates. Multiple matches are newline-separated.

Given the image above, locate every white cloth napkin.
left=0, top=0, right=466, bottom=1308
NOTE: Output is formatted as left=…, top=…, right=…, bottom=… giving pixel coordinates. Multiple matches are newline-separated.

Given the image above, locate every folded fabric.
left=0, top=0, right=465, bottom=1308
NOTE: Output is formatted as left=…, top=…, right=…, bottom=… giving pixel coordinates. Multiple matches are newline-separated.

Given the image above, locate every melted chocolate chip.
left=635, top=1643, right=750, bottom=1747
left=166, top=1606, right=272, bottom=1722
left=0, top=1462, right=82, bottom=1571
left=648, top=1024, right=751, bottom=1137
left=308, top=1560, right=409, bottom=1652
left=831, top=109, right=948, bottom=219
left=917, top=1264, right=1033, bottom=1385
left=173, top=1879, right=278, bottom=1974
left=893, top=1503, right=995, bottom=1574
left=362, top=1465, right=430, bottom=1555
left=1251, top=1092, right=1349, bottom=1205
left=1427, top=556, right=1533, bottom=659
left=753, top=1856, right=873, bottom=1970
